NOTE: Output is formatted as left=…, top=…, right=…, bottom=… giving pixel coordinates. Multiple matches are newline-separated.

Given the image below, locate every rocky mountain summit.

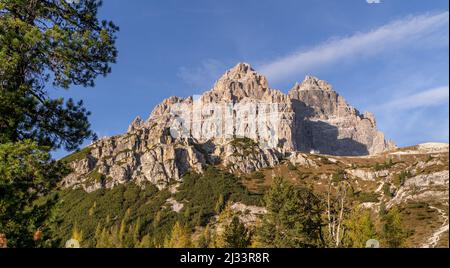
left=61, top=63, right=396, bottom=192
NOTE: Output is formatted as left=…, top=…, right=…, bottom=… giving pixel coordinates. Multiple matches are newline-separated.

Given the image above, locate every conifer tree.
left=0, top=0, right=118, bottom=248
left=183, top=206, right=191, bottom=222
left=136, top=234, right=153, bottom=248
left=195, top=209, right=203, bottom=226
left=94, top=223, right=102, bottom=245
left=212, top=203, right=234, bottom=248
left=153, top=210, right=162, bottom=228
left=381, top=207, right=407, bottom=248
left=0, top=0, right=118, bottom=150
left=0, top=141, right=68, bottom=247
left=255, top=177, right=324, bottom=248
left=196, top=225, right=212, bottom=248
left=215, top=194, right=225, bottom=214
left=132, top=217, right=141, bottom=247
left=222, top=216, right=251, bottom=248
left=379, top=201, right=387, bottom=217
left=71, top=224, right=83, bottom=246
left=343, top=208, right=378, bottom=248
left=95, top=226, right=111, bottom=248
left=164, top=221, right=191, bottom=248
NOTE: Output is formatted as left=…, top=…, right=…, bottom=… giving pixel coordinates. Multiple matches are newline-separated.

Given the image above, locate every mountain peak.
left=127, top=115, right=145, bottom=132
left=219, top=62, right=259, bottom=81
left=230, top=62, right=254, bottom=74
left=292, top=75, right=333, bottom=91
left=210, top=62, right=269, bottom=99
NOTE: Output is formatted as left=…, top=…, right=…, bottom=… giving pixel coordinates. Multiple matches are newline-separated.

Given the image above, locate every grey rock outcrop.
left=289, top=152, right=318, bottom=168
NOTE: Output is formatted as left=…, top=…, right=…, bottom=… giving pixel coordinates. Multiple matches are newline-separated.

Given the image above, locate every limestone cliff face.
left=288, top=75, right=395, bottom=155
left=61, top=63, right=396, bottom=192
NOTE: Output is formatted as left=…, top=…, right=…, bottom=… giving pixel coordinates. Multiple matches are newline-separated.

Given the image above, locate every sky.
left=51, top=0, right=449, bottom=158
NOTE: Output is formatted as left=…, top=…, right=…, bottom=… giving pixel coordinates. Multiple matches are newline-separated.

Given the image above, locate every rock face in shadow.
left=61, top=63, right=396, bottom=191
left=289, top=76, right=395, bottom=155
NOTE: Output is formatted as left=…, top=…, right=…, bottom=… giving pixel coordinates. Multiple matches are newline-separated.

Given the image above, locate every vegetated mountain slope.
left=54, top=142, right=448, bottom=248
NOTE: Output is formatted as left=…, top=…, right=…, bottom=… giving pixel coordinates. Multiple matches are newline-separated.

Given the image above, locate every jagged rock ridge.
left=61, top=63, right=396, bottom=192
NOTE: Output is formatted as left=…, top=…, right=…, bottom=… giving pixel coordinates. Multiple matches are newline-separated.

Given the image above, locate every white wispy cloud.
left=382, top=85, right=449, bottom=110
left=373, top=85, right=449, bottom=145
left=259, top=11, right=449, bottom=83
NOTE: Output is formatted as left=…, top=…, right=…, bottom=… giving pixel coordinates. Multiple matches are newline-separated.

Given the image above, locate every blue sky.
left=51, top=0, right=449, bottom=158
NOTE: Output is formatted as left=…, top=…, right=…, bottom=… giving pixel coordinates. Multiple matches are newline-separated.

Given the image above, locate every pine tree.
left=136, top=234, right=153, bottom=248
left=164, top=221, right=192, bottom=248
left=0, top=0, right=118, bottom=150
left=0, top=0, right=118, bottom=248
left=196, top=226, right=212, bottom=248
left=119, top=220, right=126, bottom=244
left=95, top=227, right=110, bottom=248
left=71, top=224, right=83, bottom=245
left=132, top=218, right=141, bottom=247
left=153, top=211, right=162, bottom=228
left=183, top=206, right=191, bottom=222
left=381, top=207, right=407, bottom=248
left=88, top=202, right=97, bottom=217
left=379, top=201, right=387, bottom=217
left=0, top=141, right=68, bottom=247
left=122, top=225, right=134, bottom=248
left=211, top=203, right=234, bottom=248
left=222, top=216, right=251, bottom=248
left=343, top=208, right=378, bottom=248
left=215, top=194, right=225, bottom=214
left=195, top=209, right=203, bottom=227
left=254, top=177, right=324, bottom=248
left=109, top=225, right=122, bottom=248
left=94, top=223, right=102, bottom=246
